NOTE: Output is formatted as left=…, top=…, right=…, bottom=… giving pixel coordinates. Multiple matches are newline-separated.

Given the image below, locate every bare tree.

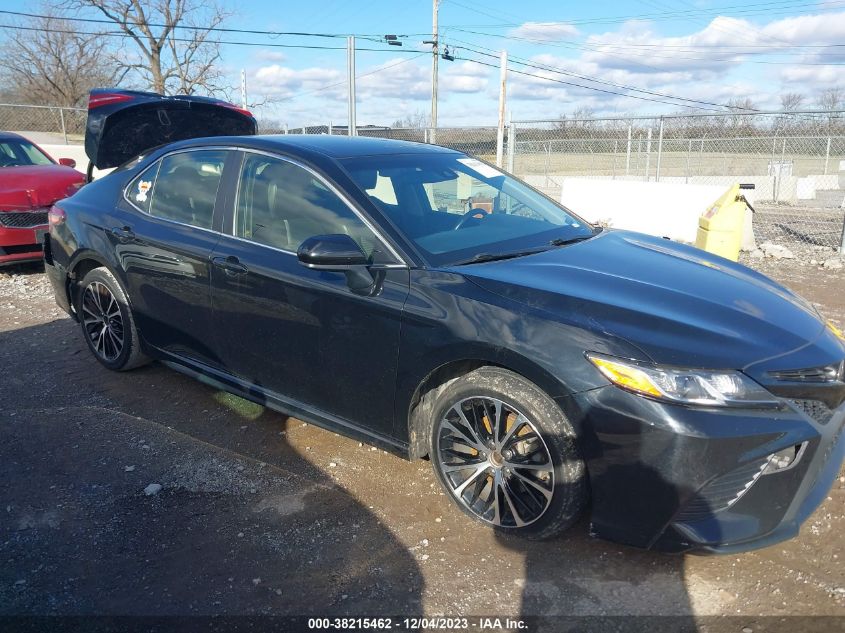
left=0, top=11, right=119, bottom=106
left=816, top=87, right=843, bottom=112
left=64, top=0, right=231, bottom=95
left=391, top=110, right=430, bottom=129
left=553, top=106, right=597, bottom=133
left=780, top=92, right=804, bottom=112
left=725, top=97, right=757, bottom=133
left=815, top=87, right=844, bottom=134
left=773, top=92, right=804, bottom=134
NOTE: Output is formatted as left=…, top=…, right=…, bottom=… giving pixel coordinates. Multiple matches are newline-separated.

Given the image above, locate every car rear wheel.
left=77, top=267, right=148, bottom=371
left=428, top=366, right=587, bottom=539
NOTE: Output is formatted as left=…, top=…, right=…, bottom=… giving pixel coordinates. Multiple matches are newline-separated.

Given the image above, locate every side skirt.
left=158, top=352, right=411, bottom=460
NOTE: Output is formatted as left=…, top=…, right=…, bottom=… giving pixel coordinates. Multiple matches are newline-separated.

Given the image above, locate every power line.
left=458, top=54, right=726, bottom=111
left=442, top=0, right=845, bottom=28
left=0, top=9, right=428, bottom=43
left=0, top=23, right=423, bottom=53
left=447, top=28, right=845, bottom=65
left=452, top=43, right=757, bottom=110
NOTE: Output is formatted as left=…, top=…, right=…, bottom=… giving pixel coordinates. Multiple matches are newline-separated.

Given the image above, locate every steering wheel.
left=454, top=206, right=492, bottom=230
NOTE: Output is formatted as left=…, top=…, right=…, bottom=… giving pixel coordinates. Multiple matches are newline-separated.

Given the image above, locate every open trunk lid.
left=85, top=89, right=257, bottom=170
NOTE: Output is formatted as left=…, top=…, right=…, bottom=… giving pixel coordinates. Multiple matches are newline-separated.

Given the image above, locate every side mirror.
left=298, top=234, right=375, bottom=294
left=297, top=234, right=368, bottom=269
left=58, top=158, right=77, bottom=168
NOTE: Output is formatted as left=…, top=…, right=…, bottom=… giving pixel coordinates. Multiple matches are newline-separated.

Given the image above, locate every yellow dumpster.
left=695, top=183, right=750, bottom=262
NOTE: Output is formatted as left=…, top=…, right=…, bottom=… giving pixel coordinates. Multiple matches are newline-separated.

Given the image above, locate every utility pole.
left=496, top=50, right=508, bottom=167
left=430, top=0, right=439, bottom=143
left=347, top=35, right=357, bottom=137
left=240, top=69, right=247, bottom=110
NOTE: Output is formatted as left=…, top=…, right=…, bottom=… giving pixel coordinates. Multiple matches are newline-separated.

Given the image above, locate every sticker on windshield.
left=135, top=180, right=152, bottom=203
left=457, top=158, right=502, bottom=180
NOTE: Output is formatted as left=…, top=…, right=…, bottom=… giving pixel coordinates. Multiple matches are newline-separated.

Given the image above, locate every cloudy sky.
left=7, top=0, right=845, bottom=126
left=233, top=0, right=845, bottom=126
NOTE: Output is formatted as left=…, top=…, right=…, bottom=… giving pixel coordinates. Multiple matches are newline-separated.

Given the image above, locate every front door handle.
left=110, top=226, right=136, bottom=241
left=212, top=255, right=249, bottom=276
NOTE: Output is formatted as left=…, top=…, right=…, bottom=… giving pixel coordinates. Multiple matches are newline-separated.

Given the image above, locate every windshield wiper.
left=454, top=229, right=601, bottom=266
left=453, top=249, right=546, bottom=266
left=549, top=228, right=602, bottom=247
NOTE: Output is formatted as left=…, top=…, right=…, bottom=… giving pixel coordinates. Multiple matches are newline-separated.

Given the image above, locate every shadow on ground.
left=0, top=317, right=424, bottom=616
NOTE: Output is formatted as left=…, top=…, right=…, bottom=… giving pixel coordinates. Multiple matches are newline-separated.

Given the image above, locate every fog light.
left=763, top=443, right=806, bottom=474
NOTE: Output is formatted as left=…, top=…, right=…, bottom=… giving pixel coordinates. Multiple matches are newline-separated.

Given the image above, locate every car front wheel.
left=428, top=366, right=587, bottom=539
left=76, top=266, right=148, bottom=371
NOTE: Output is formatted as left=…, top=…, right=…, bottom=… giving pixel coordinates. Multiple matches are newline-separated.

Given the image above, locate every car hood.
left=456, top=229, right=844, bottom=372
left=0, top=165, right=85, bottom=210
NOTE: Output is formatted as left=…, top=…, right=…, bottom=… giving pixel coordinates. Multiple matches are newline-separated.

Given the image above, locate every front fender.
left=393, top=269, right=641, bottom=447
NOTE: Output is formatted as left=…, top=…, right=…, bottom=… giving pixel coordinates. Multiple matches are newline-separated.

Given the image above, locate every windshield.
left=341, top=152, right=595, bottom=266
left=0, top=139, right=54, bottom=167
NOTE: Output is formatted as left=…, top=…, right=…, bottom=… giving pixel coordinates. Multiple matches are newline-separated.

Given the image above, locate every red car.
left=0, top=132, right=85, bottom=265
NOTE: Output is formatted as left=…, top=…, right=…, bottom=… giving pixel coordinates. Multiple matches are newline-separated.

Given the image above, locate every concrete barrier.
left=523, top=173, right=815, bottom=204
left=557, top=177, right=753, bottom=246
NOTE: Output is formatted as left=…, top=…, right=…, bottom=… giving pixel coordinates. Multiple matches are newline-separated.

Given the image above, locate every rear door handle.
left=110, top=226, right=135, bottom=241
left=212, top=255, right=249, bottom=275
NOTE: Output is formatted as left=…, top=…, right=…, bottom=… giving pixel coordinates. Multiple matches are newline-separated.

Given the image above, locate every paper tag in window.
left=457, top=158, right=502, bottom=180
left=135, top=180, right=152, bottom=202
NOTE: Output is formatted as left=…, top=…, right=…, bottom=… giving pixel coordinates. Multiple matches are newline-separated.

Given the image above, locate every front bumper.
left=0, top=225, right=46, bottom=265
left=562, top=384, right=845, bottom=553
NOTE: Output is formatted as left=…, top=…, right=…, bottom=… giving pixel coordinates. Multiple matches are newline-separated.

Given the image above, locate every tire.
left=76, top=266, right=149, bottom=371
left=428, top=366, right=587, bottom=539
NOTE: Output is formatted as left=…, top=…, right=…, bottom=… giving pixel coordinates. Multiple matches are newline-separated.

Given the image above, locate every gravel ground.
left=0, top=259, right=843, bottom=628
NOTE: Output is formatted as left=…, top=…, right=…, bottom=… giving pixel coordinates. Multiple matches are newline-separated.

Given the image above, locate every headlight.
left=586, top=352, right=779, bottom=408
left=827, top=320, right=845, bottom=343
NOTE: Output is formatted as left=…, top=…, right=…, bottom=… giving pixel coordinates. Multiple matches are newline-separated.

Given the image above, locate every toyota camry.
left=45, top=90, right=845, bottom=553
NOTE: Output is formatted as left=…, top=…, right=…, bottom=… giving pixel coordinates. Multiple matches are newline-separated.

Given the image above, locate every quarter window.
left=127, top=164, right=157, bottom=214
left=128, top=150, right=227, bottom=229
left=235, top=153, right=386, bottom=261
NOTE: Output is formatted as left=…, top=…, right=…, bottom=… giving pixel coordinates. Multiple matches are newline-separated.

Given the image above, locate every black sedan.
left=45, top=90, right=845, bottom=553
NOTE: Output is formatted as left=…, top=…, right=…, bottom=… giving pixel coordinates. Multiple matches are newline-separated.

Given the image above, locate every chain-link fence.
left=0, top=103, right=86, bottom=144
left=5, top=102, right=843, bottom=253
left=510, top=112, right=845, bottom=253
left=254, top=120, right=499, bottom=159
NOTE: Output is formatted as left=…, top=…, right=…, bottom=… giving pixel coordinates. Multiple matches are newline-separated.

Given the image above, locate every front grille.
left=0, top=210, right=49, bottom=229
left=675, top=457, right=769, bottom=522
left=792, top=399, right=835, bottom=425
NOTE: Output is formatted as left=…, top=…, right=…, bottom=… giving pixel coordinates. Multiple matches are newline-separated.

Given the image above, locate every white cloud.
left=357, top=59, right=431, bottom=99
left=252, top=65, right=344, bottom=100
left=441, top=61, right=490, bottom=93
left=760, top=11, right=845, bottom=45
left=252, top=57, right=489, bottom=110
left=510, top=21, right=579, bottom=41
left=582, top=18, right=745, bottom=74
left=779, top=65, right=844, bottom=87
left=581, top=11, right=845, bottom=76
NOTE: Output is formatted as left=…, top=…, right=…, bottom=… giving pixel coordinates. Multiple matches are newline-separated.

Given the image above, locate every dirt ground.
left=1, top=258, right=844, bottom=629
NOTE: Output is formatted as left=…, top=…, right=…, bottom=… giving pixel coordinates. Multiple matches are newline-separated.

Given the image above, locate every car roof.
left=0, top=131, right=27, bottom=142
left=168, top=134, right=461, bottom=160
left=252, top=135, right=459, bottom=159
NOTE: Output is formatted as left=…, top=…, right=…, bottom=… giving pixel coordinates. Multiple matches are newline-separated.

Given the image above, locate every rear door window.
left=127, top=150, right=227, bottom=230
